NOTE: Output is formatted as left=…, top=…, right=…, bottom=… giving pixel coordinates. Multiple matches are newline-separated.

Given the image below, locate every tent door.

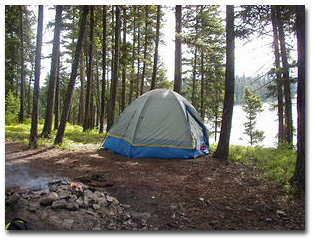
left=185, top=106, right=209, bottom=154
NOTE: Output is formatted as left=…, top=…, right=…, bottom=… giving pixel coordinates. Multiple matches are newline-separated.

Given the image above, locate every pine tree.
left=41, top=5, right=63, bottom=138
left=54, top=6, right=89, bottom=145
left=174, top=5, right=182, bottom=93
left=214, top=5, right=235, bottom=160
left=291, top=5, right=305, bottom=192
left=18, top=6, right=25, bottom=123
left=29, top=5, right=44, bottom=148
left=242, top=87, right=265, bottom=146
left=99, top=5, right=107, bottom=133
left=106, top=6, right=121, bottom=131
left=151, top=5, right=161, bottom=90
left=83, top=6, right=94, bottom=131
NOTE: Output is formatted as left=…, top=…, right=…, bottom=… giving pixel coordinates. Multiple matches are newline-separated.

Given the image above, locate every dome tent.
left=103, top=89, right=210, bottom=159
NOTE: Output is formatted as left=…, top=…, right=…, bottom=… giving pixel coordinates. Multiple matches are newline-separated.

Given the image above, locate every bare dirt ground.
left=5, top=141, right=305, bottom=230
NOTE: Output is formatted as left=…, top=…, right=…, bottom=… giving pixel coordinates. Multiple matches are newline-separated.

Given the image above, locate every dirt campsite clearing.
left=5, top=142, right=305, bottom=230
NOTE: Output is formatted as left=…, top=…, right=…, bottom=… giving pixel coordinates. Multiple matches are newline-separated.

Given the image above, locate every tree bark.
left=151, top=5, right=161, bottom=90
left=121, top=7, right=127, bottom=111
left=276, top=7, right=293, bottom=146
left=107, top=6, right=121, bottom=132
left=83, top=6, right=94, bottom=131
left=19, top=6, right=25, bottom=123
left=291, top=5, right=305, bottom=192
left=54, top=6, right=89, bottom=145
left=136, top=7, right=140, bottom=98
left=200, top=6, right=205, bottom=120
left=200, top=50, right=205, bottom=120
left=54, top=57, right=60, bottom=130
left=213, top=5, right=235, bottom=161
left=29, top=5, right=44, bottom=148
left=99, top=6, right=107, bottom=133
left=128, top=6, right=136, bottom=104
left=27, top=63, right=34, bottom=117
left=271, top=6, right=285, bottom=147
left=41, top=5, right=62, bottom=137
left=78, top=53, right=86, bottom=126
left=174, top=5, right=182, bottom=94
left=192, top=6, right=200, bottom=107
left=140, top=6, right=149, bottom=95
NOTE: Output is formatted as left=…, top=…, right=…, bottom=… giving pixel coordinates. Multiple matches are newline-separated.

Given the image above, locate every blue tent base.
left=103, top=135, right=207, bottom=159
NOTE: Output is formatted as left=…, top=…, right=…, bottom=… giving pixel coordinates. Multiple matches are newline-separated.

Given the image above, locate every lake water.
left=209, top=100, right=298, bottom=148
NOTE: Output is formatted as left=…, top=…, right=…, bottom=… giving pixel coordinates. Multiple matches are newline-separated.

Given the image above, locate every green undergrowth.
left=5, top=121, right=105, bottom=150
left=228, top=145, right=296, bottom=190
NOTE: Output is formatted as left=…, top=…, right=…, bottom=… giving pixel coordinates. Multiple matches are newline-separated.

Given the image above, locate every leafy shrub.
left=5, top=91, right=19, bottom=124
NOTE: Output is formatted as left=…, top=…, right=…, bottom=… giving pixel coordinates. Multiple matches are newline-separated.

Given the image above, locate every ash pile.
left=5, top=179, right=149, bottom=230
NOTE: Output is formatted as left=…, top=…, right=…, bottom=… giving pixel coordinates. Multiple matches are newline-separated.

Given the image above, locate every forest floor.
left=5, top=141, right=305, bottom=230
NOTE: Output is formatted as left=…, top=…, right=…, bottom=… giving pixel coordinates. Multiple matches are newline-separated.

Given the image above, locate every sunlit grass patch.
left=5, top=123, right=44, bottom=142
left=5, top=121, right=105, bottom=149
left=228, top=145, right=296, bottom=189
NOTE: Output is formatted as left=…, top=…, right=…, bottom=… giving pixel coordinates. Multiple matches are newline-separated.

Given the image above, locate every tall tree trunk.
left=100, top=6, right=107, bottom=133
left=200, top=51, right=205, bottom=120
left=174, top=5, right=182, bottom=94
left=29, top=5, right=44, bottom=148
left=136, top=7, right=141, bottom=98
left=90, top=70, right=95, bottom=129
left=140, top=6, right=149, bottom=95
left=54, top=57, right=60, bottom=130
left=19, top=6, right=25, bottom=123
left=95, top=60, right=101, bottom=128
left=129, top=7, right=136, bottom=104
left=200, top=6, right=205, bottom=120
left=121, top=7, right=127, bottom=111
left=106, top=5, right=115, bottom=126
left=192, top=46, right=198, bottom=107
left=111, top=6, right=115, bottom=83
left=41, top=5, right=62, bottom=137
left=78, top=54, right=86, bottom=126
left=107, top=6, right=121, bottom=132
left=214, top=87, right=219, bottom=142
left=192, top=6, right=200, bottom=107
left=54, top=6, right=89, bottom=145
left=277, top=7, right=293, bottom=146
left=84, top=6, right=94, bottom=131
left=27, top=64, right=33, bottom=117
left=214, top=5, right=235, bottom=161
left=271, top=6, right=285, bottom=147
left=151, top=5, right=161, bottom=90
left=291, top=5, right=305, bottom=192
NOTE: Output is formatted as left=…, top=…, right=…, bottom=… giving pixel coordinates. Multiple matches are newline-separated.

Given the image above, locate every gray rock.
left=40, top=192, right=59, bottom=206
left=66, top=202, right=79, bottom=211
left=28, top=202, right=39, bottom=212
left=51, top=199, right=67, bottom=209
left=76, top=197, right=84, bottom=207
left=58, top=190, right=71, bottom=199
left=121, top=204, right=131, bottom=209
left=93, top=204, right=100, bottom=210
left=5, top=192, right=21, bottom=205
left=276, top=210, right=287, bottom=216
left=61, top=219, right=74, bottom=230
left=97, top=197, right=108, bottom=207
left=69, top=195, right=78, bottom=203
left=106, top=195, right=119, bottom=204
left=46, top=215, right=62, bottom=227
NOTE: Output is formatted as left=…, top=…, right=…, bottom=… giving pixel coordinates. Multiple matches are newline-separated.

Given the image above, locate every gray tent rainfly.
left=103, top=88, right=210, bottom=159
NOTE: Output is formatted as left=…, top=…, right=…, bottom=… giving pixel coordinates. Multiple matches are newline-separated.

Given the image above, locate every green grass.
left=5, top=121, right=105, bottom=150
left=228, top=145, right=296, bottom=189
